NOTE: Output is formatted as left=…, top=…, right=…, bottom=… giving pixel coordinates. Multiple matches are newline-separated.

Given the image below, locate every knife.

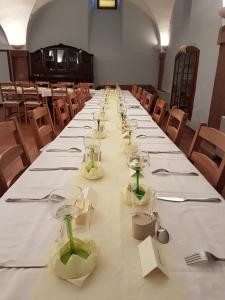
left=29, top=167, right=79, bottom=171
left=59, top=136, right=90, bottom=138
left=157, top=196, right=221, bottom=203
left=143, top=151, right=182, bottom=154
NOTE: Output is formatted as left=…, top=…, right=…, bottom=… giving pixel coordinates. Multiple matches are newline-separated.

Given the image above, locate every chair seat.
left=24, top=101, right=42, bottom=106
left=3, top=101, right=22, bottom=105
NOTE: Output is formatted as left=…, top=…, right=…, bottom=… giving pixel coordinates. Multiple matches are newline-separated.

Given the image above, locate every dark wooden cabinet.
left=170, top=46, right=200, bottom=120
left=29, top=44, right=94, bottom=83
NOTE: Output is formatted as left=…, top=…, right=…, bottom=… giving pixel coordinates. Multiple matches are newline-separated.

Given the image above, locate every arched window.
left=170, top=46, right=200, bottom=120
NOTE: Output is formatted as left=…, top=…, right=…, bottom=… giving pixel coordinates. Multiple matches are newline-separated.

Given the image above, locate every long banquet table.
left=0, top=90, right=225, bottom=300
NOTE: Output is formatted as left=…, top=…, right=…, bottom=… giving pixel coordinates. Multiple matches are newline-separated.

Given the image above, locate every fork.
left=46, top=147, right=81, bottom=153
left=185, top=251, right=225, bottom=265
left=136, top=135, right=165, bottom=139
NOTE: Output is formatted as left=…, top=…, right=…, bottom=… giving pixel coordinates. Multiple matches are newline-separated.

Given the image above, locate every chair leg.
left=18, top=105, right=21, bottom=122
left=24, top=105, right=27, bottom=123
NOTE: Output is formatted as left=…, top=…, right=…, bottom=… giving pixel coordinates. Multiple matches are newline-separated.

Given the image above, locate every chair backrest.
left=55, top=98, right=71, bottom=130
left=144, top=93, right=154, bottom=114
left=58, top=82, right=75, bottom=89
left=35, top=81, right=50, bottom=88
left=79, top=82, right=93, bottom=88
left=0, top=83, right=19, bottom=102
left=140, top=90, right=147, bottom=106
left=165, top=106, right=187, bottom=146
left=21, top=83, right=40, bottom=102
left=135, top=87, right=143, bottom=101
left=188, top=123, right=225, bottom=193
left=51, top=83, right=68, bottom=100
left=28, top=105, right=56, bottom=150
left=131, top=85, right=137, bottom=96
left=152, top=99, right=167, bottom=126
left=0, top=117, right=31, bottom=196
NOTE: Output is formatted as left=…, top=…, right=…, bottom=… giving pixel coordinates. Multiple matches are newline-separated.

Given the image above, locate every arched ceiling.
left=0, top=0, right=175, bottom=46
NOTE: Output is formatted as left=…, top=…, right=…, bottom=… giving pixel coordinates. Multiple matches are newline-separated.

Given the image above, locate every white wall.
left=0, top=25, right=9, bottom=49
left=163, top=0, right=222, bottom=129
left=27, top=0, right=90, bottom=52
left=27, top=0, right=159, bottom=85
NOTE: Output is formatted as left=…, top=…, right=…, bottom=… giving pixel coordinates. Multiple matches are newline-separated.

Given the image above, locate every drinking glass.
left=49, top=187, right=84, bottom=221
left=84, top=137, right=101, bottom=162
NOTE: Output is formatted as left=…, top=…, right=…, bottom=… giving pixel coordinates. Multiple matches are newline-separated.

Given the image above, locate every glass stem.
left=128, top=130, right=131, bottom=145
left=136, top=168, right=140, bottom=194
left=90, top=148, right=95, bottom=168
left=97, top=119, right=100, bottom=131
left=65, top=215, right=75, bottom=254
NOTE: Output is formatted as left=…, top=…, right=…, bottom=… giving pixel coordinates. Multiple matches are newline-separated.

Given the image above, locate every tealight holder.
left=92, top=113, right=106, bottom=139
left=49, top=188, right=98, bottom=286
left=81, top=141, right=104, bottom=180
left=121, top=130, right=138, bottom=154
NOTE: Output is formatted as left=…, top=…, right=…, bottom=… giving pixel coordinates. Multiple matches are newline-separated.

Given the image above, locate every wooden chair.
left=152, top=99, right=167, bottom=127
left=188, top=123, right=225, bottom=193
left=28, top=105, right=56, bottom=151
left=21, top=82, right=43, bottom=123
left=78, top=82, right=94, bottom=89
left=144, top=93, right=154, bottom=114
left=0, top=83, right=23, bottom=122
left=131, top=85, right=137, bottom=96
left=165, top=106, right=187, bottom=146
left=140, top=90, right=147, bottom=106
left=51, top=83, right=68, bottom=124
left=0, top=117, right=31, bottom=196
left=55, top=98, right=71, bottom=130
left=135, top=87, right=143, bottom=101
left=35, top=81, right=50, bottom=88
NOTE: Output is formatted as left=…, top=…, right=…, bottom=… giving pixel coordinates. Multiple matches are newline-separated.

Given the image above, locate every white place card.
left=138, top=236, right=168, bottom=278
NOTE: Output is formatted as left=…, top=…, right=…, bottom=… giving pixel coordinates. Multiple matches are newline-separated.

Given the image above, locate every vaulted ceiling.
left=0, top=0, right=175, bottom=46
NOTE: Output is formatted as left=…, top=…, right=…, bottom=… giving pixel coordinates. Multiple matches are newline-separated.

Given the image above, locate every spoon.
left=5, top=193, right=65, bottom=203
left=152, top=168, right=199, bottom=176
left=153, top=212, right=169, bottom=244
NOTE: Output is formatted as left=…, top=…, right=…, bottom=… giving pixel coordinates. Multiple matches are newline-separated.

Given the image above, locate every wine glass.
left=49, top=187, right=84, bottom=221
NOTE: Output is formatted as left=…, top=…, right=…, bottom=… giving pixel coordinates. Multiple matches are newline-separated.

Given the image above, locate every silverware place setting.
left=67, top=126, right=92, bottom=129
left=59, top=135, right=90, bottom=139
left=157, top=196, right=221, bottom=203
left=136, top=134, right=165, bottom=139
left=152, top=168, right=199, bottom=176
left=185, top=251, right=225, bottom=265
left=137, top=127, right=158, bottom=129
left=5, top=193, right=65, bottom=203
left=29, top=167, right=79, bottom=171
left=46, top=147, right=82, bottom=153
left=143, top=150, right=182, bottom=154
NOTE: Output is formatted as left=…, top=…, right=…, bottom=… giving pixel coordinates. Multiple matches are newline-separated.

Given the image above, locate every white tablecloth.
left=0, top=90, right=224, bottom=300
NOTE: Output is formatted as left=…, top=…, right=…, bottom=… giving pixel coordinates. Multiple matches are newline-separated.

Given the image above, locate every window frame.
left=97, top=0, right=118, bottom=9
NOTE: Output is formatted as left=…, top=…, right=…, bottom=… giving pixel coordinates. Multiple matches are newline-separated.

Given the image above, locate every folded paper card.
left=138, top=236, right=168, bottom=278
